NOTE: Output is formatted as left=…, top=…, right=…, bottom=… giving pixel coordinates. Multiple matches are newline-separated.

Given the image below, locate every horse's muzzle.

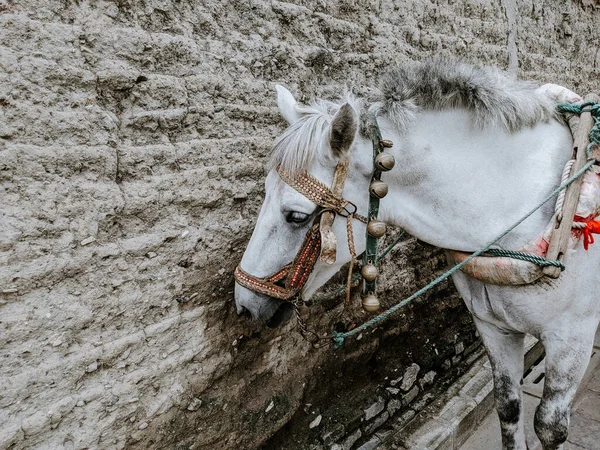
left=234, top=284, right=295, bottom=328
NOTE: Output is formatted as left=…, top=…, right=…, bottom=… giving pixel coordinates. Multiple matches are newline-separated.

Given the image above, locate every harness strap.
left=234, top=222, right=321, bottom=300
left=278, top=166, right=366, bottom=222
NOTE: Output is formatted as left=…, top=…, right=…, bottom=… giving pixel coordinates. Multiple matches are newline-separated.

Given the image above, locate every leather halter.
left=234, top=159, right=366, bottom=301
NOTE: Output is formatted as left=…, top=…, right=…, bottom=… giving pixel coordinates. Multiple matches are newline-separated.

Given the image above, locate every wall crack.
left=501, top=0, right=519, bottom=77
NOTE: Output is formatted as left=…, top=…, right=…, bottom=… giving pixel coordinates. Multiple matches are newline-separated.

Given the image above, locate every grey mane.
left=272, top=60, right=556, bottom=174
left=377, top=60, right=556, bottom=133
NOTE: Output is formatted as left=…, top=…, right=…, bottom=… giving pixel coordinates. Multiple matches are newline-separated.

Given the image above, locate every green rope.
left=557, top=102, right=600, bottom=158
left=332, top=159, right=597, bottom=349
left=309, top=232, right=406, bottom=305
left=482, top=249, right=565, bottom=270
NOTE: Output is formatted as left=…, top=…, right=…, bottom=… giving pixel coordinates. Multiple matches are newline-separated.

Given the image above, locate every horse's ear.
left=275, top=84, right=301, bottom=125
left=329, top=103, right=358, bottom=157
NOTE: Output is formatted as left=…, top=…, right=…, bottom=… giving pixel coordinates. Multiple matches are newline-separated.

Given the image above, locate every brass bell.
left=361, top=263, right=378, bottom=282
left=380, top=140, right=394, bottom=148
left=362, top=293, right=381, bottom=312
left=367, top=220, right=386, bottom=238
left=375, top=152, right=395, bottom=171
left=370, top=180, right=388, bottom=199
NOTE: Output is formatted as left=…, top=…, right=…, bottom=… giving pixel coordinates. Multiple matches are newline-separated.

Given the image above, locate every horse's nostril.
left=239, top=306, right=253, bottom=319
left=265, top=302, right=294, bottom=328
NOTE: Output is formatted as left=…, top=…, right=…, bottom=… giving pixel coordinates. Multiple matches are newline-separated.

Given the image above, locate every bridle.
left=234, top=159, right=367, bottom=302
left=234, top=118, right=394, bottom=309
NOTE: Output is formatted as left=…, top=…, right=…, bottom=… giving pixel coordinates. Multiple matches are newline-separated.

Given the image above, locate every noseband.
left=234, top=159, right=367, bottom=301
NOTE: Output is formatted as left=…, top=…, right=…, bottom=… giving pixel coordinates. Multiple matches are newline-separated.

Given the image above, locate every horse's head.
left=234, top=86, right=373, bottom=327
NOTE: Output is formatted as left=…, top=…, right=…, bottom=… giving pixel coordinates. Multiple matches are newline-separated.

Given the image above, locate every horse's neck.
left=377, top=110, right=573, bottom=252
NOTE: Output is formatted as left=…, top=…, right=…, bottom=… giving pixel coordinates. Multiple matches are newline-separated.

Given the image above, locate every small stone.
left=138, top=422, right=148, bottom=430
left=387, top=399, right=402, bottom=415
left=386, top=387, right=400, bottom=396
left=402, top=386, right=419, bottom=405
left=80, top=236, right=96, bottom=246
left=76, top=400, right=85, bottom=407
left=146, top=252, right=157, bottom=259
left=412, top=392, right=435, bottom=411
left=343, top=429, right=362, bottom=449
left=455, top=341, right=465, bottom=354
left=180, top=230, right=190, bottom=238
left=389, top=376, right=403, bottom=387
left=1, top=288, right=18, bottom=294
left=364, top=412, right=389, bottom=435
left=364, top=397, right=385, bottom=421
left=400, top=364, right=420, bottom=391
left=51, top=339, right=63, bottom=347
left=265, top=400, right=274, bottom=413
left=86, top=361, right=98, bottom=373
left=375, top=428, right=393, bottom=442
left=442, top=359, right=452, bottom=370
left=419, top=370, right=436, bottom=389
left=399, top=409, right=416, bottom=424
left=309, top=414, right=322, bottom=429
left=187, top=398, right=202, bottom=411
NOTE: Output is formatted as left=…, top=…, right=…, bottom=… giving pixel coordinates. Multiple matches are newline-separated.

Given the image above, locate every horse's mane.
left=378, top=60, right=556, bottom=133
left=272, top=60, right=556, bottom=174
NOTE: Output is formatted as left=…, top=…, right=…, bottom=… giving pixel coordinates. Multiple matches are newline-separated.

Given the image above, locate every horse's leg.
left=474, top=317, right=527, bottom=450
left=534, top=323, right=597, bottom=450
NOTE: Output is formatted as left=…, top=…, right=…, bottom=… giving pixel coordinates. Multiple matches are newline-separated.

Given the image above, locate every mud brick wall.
left=1, top=1, right=599, bottom=449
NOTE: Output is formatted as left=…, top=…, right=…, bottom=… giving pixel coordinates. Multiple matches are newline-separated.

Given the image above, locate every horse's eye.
left=286, top=211, right=310, bottom=224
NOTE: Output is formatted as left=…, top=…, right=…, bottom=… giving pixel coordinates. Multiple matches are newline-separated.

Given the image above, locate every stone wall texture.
left=1, top=1, right=599, bottom=449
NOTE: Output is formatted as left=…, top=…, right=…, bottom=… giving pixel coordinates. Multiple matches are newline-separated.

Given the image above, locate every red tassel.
left=582, top=220, right=600, bottom=250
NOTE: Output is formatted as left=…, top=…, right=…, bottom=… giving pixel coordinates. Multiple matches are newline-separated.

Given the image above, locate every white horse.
left=234, top=61, right=600, bottom=450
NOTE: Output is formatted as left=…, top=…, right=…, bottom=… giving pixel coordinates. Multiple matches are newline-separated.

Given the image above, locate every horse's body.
left=234, top=61, right=600, bottom=449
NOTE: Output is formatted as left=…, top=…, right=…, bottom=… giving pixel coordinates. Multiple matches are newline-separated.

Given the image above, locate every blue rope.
left=332, top=159, right=596, bottom=349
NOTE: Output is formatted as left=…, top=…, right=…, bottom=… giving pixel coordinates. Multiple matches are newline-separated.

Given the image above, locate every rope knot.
left=332, top=332, right=345, bottom=349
